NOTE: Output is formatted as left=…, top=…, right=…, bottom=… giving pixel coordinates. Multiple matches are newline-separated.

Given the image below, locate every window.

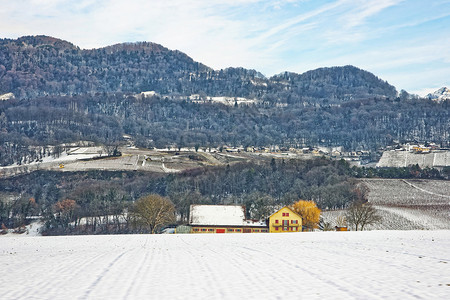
left=194, top=228, right=199, bottom=232
left=236, top=229, right=241, bottom=232
left=228, top=229, right=234, bottom=232
left=275, top=227, right=279, bottom=231
left=282, top=213, right=285, bottom=216
left=283, top=227, right=288, bottom=231
left=275, top=220, right=279, bottom=224
left=208, top=229, right=214, bottom=232
left=261, top=229, right=268, bottom=232
left=286, top=213, right=290, bottom=217
left=291, top=220, right=297, bottom=224
left=293, top=227, right=297, bottom=231
left=201, top=228, right=207, bottom=232
left=283, top=220, right=289, bottom=226
left=254, top=230, right=259, bottom=232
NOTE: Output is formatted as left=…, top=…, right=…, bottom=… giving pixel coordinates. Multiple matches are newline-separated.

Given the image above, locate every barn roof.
left=189, top=204, right=247, bottom=226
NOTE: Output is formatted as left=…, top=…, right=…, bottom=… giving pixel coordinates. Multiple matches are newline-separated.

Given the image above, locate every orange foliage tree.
left=291, top=200, right=321, bottom=231
left=54, top=199, right=77, bottom=214
left=53, top=199, right=78, bottom=228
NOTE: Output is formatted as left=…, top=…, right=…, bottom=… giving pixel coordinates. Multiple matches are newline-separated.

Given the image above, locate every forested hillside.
left=0, top=35, right=394, bottom=102
left=0, top=93, right=448, bottom=166
left=0, top=35, right=448, bottom=167
left=0, top=158, right=359, bottom=233
left=2, top=155, right=446, bottom=234
left=271, top=66, right=397, bottom=105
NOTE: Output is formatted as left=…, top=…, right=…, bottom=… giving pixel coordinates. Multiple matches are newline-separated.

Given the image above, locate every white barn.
left=188, top=204, right=267, bottom=233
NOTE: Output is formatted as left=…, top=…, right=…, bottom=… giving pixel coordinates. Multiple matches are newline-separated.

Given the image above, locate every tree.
left=103, top=143, right=121, bottom=157
left=0, top=194, right=37, bottom=228
left=132, top=194, right=175, bottom=234
left=318, top=217, right=333, bottom=231
left=291, top=200, right=321, bottom=231
left=243, top=192, right=275, bottom=220
left=170, top=190, right=205, bottom=223
left=51, top=199, right=78, bottom=230
left=336, top=215, right=347, bottom=227
left=345, top=200, right=381, bottom=231
left=345, top=183, right=381, bottom=231
left=399, top=89, right=409, bottom=101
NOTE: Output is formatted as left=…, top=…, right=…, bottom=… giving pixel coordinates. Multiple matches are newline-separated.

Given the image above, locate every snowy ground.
left=1, top=231, right=449, bottom=299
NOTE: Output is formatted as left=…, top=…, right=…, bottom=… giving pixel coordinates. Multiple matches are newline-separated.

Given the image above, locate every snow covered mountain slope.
left=427, top=87, right=450, bottom=102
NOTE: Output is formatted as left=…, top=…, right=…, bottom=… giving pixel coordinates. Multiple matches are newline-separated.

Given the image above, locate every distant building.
left=377, top=150, right=450, bottom=168
left=189, top=204, right=268, bottom=233
left=335, top=226, right=348, bottom=231
left=188, top=204, right=303, bottom=234
left=268, top=207, right=302, bottom=233
left=412, top=146, right=431, bottom=153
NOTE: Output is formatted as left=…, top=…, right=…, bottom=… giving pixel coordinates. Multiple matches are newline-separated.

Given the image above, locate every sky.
left=1, top=0, right=449, bottom=96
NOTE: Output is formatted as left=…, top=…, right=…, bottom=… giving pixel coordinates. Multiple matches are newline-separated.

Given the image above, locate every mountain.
left=15, top=35, right=78, bottom=50
left=426, top=87, right=450, bottom=102
left=270, top=66, right=396, bottom=104
left=0, top=35, right=210, bottom=99
left=0, top=36, right=448, bottom=167
left=0, top=35, right=396, bottom=102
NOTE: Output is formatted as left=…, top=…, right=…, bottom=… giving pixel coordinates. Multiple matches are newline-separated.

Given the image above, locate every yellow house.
left=268, top=207, right=302, bottom=233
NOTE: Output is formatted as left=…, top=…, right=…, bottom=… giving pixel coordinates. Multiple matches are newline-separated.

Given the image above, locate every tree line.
left=0, top=158, right=353, bottom=234
left=1, top=157, right=445, bottom=235
left=1, top=93, right=448, bottom=166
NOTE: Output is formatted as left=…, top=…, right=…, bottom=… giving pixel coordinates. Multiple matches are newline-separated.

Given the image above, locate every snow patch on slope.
left=427, top=87, right=450, bottom=102
left=188, top=94, right=257, bottom=106
left=0, top=92, right=14, bottom=100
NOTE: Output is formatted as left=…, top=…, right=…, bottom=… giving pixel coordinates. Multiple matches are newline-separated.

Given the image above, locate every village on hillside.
left=1, top=139, right=449, bottom=179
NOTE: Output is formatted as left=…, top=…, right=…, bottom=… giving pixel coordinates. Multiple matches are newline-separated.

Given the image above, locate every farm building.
left=189, top=204, right=268, bottom=233
left=268, top=206, right=302, bottom=233
left=188, top=204, right=303, bottom=233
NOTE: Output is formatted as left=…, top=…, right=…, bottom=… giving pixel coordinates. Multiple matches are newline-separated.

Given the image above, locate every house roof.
left=189, top=204, right=247, bottom=226
left=268, top=206, right=302, bottom=219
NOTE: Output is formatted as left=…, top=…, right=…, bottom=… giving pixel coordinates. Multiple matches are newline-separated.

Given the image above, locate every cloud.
left=340, top=0, right=404, bottom=29
left=0, top=0, right=448, bottom=91
left=250, top=0, right=345, bottom=43
left=413, top=87, right=441, bottom=97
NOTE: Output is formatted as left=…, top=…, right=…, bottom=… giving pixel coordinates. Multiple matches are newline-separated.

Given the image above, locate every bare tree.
left=345, top=201, right=381, bottom=231
left=103, top=143, right=121, bottom=157
left=170, top=191, right=205, bottom=223
left=132, top=194, right=175, bottom=234
left=243, top=191, right=275, bottom=220
left=52, top=145, right=63, bottom=158
left=346, top=184, right=381, bottom=231
left=336, top=215, right=347, bottom=227
left=318, top=217, right=334, bottom=231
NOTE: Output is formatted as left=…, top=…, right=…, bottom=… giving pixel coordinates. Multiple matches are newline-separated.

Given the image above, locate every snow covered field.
left=1, top=231, right=449, bottom=299
left=322, top=179, right=450, bottom=231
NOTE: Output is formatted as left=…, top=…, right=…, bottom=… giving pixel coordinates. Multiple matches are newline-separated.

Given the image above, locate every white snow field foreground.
left=1, top=231, right=449, bottom=299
